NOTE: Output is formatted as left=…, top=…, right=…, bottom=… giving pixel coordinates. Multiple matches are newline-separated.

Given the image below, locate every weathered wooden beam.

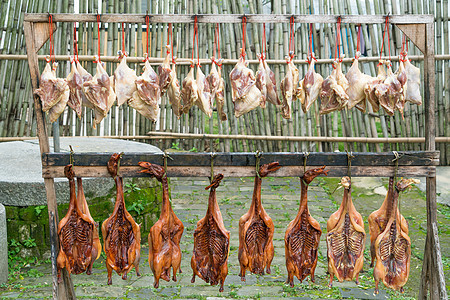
left=396, top=24, right=426, bottom=54
left=24, top=13, right=434, bottom=24
left=42, top=151, right=440, bottom=168
left=42, top=165, right=435, bottom=179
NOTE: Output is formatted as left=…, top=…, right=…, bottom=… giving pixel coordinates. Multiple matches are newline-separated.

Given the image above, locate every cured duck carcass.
left=207, top=58, right=227, bottom=121
left=364, top=61, right=387, bottom=114
left=34, top=61, right=70, bottom=123
left=326, top=176, right=365, bottom=287
left=368, top=177, right=409, bottom=268
left=394, top=60, right=408, bottom=118
left=373, top=178, right=418, bottom=294
left=378, top=62, right=406, bottom=118
left=166, top=59, right=183, bottom=117
left=114, top=51, right=137, bottom=106
left=281, top=52, right=299, bottom=119
left=285, top=166, right=328, bottom=286
left=402, top=55, right=422, bottom=105
left=239, top=162, right=280, bottom=280
left=82, top=59, right=116, bottom=128
left=158, top=46, right=172, bottom=95
left=181, top=65, right=199, bottom=114
left=297, top=53, right=323, bottom=113
left=319, top=59, right=349, bottom=115
left=102, top=153, right=141, bottom=285
left=256, top=54, right=280, bottom=109
left=230, top=49, right=264, bottom=117
left=196, top=63, right=213, bottom=117
left=56, top=165, right=100, bottom=281
left=138, top=162, right=184, bottom=288
left=191, top=174, right=230, bottom=292
left=66, top=57, right=83, bottom=119
left=345, top=52, right=373, bottom=111
left=130, top=56, right=160, bottom=122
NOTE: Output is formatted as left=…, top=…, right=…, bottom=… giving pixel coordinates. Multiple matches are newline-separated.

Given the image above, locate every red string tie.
left=241, top=16, right=247, bottom=58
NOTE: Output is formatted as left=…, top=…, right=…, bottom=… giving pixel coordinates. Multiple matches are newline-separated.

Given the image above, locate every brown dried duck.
left=139, top=162, right=184, bottom=288
left=191, top=174, right=230, bottom=292
left=238, top=162, right=280, bottom=280
left=285, top=166, right=328, bottom=286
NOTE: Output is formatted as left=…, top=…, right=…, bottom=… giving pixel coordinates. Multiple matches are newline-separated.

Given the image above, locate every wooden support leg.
left=418, top=176, right=448, bottom=299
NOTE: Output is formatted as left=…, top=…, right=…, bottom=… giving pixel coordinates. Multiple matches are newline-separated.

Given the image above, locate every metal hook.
left=162, top=151, right=173, bottom=178
left=255, top=150, right=262, bottom=179
left=69, top=145, right=74, bottom=166
left=346, top=151, right=354, bottom=178
left=303, top=152, right=310, bottom=175
left=210, top=152, right=216, bottom=183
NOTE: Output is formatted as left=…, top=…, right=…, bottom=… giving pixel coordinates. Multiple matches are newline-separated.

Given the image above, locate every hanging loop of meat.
left=114, top=51, right=138, bottom=106
left=158, top=45, right=173, bottom=95
left=207, top=58, right=227, bottom=121
left=34, top=60, right=70, bottom=123
left=401, top=54, right=422, bottom=105
left=181, top=63, right=199, bottom=114
left=167, top=58, right=183, bottom=117
left=191, top=174, right=230, bottom=292
left=102, top=153, right=141, bottom=285
left=196, top=63, right=213, bottom=117
left=56, top=165, right=99, bottom=282
left=230, top=48, right=264, bottom=117
left=66, top=57, right=83, bottom=119
left=239, top=162, right=280, bottom=281
left=139, top=162, right=184, bottom=288
left=373, top=178, right=418, bottom=294
left=297, top=53, right=324, bottom=113
left=345, top=51, right=374, bottom=111
left=285, top=166, right=328, bottom=287
left=319, top=59, right=349, bottom=115
left=326, top=176, right=366, bottom=287
left=281, top=52, right=299, bottom=119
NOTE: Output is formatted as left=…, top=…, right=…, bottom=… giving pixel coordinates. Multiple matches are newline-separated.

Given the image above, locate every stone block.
left=0, top=203, right=8, bottom=284
left=18, top=206, right=38, bottom=221
left=4, top=206, right=18, bottom=220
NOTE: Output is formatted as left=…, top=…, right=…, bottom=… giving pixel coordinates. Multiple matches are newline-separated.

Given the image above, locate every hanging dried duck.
left=191, top=174, right=230, bottom=292
left=56, top=164, right=99, bottom=281
left=374, top=178, right=418, bottom=294
left=196, top=63, right=213, bottom=117
left=238, top=160, right=280, bottom=280
left=281, top=52, right=299, bottom=119
left=285, top=165, right=328, bottom=286
left=181, top=63, right=199, bottom=114
left=326, top=176, right=366, bottom=286
left=364, top=61, right=387, bottom=113
left=139, top=161, right=184, bottom=288
left=66, top=57, right=83, bottom=119
left=102, top=153, right=141, bottom=285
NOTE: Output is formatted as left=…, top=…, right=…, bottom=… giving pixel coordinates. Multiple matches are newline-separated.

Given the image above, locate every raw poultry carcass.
left=285, top=166, right=328, bottom=286
left=319, top=60, right=349, bottom=115
left=181, top=65, right=199, bottom=114
left=139, top=162, right=184, bottom=288
left=114, top=51, right=137, bottom=106
left=229, top=49, right=264, bottom=117
left=345, top=52, right=373, bottom=110
left=82, top=59, right=116, bottom=128
left=158, top=46, right=172, bottom=95
left=167, top=59, right=183, bottom=117
left=239, top=162, right=280, bottom=280
left=66, top=57, right=83, bottom=119
left=297, top=54, right=323, bottom=113
left=255, top=55, right=267, bottom=108
left=368, top=177, right=409, bottom=268
left=281, top=52, right=299, bottom=119
left=131, top=58, right=160, bottom=122
left=207, top=58, right=227, bottom=121
left=394, top=60, right=408, bottom=118
left=377, top=62, right=406, bottom=117
left=327, top=176, right=365, bottom=286
left=56, top=165, right=99, bottom=282
left=34, top=61, right=70, bottom=123
left=256, top=54, right=280, bottom=109
left=374, top=178, right=418, bottom=294
left=196, top=64, right=213, bottom=117
left=364, top=61, right=387, bottom=113
left=191, top=174, right=230, bottom=292
left=403, top=55, right=422, bottom=105
left=102, top=153, right=141, bottom=285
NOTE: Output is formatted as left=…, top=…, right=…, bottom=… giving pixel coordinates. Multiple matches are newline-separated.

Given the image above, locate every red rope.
left=379, top=15, right=391, bottom=65
left=400, top=34, right=408, bottom=61
left=308, top=23, right=317, bottom=63
left=145, top=15, right=150, bottom=59
left=334, top=17, right=342, bottom=65
left=48, top=15, right=54, bottom=64
left=167, top=23, right=175, bottom=63
left=121, top=22, right=126, bottom=56
left=73, top=22, right=79, bottom=62
left=191, top=17, right=198, bottom=67
left=241, top=16, right=247, bottom=58
left=213, top=23, right=222, bottom=67
left=96, top=15, right=101, bottom=63
left=289, top=16, right=295, bottom=57
left=261, top=23, right=266, bottom=60
left=356, top=24, right=361, bottom=58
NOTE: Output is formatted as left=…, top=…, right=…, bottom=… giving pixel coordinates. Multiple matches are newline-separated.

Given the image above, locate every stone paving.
left=1, top=175, right=449, bottom=299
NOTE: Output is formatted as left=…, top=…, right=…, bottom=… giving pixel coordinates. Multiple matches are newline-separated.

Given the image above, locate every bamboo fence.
left=0, top=0, right=448, bottom=165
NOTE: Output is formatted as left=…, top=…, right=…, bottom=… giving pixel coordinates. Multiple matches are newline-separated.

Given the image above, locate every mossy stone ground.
left=0, top=176, right=448, bottom=299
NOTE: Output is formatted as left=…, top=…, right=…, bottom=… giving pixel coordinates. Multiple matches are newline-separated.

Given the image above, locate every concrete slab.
left=0, top=203, right=7, bottom=284
left=416, top=166, right=450, bottom=206
left=0, top=138, right=162, bottom=206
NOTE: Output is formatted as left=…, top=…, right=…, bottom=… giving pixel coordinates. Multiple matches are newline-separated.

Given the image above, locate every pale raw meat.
left=345, top=52, right=373, bottom=110
left=133, top=59, right=160, bottom=122
left=255, top=55, right=267, bottom=108
left=167, top=60, right=182, bottom=117
left=34, top=62, right=69, bottom=123
left=215, top=66, right=227, bottom=121
left=394, top=60, right=408, bottom=118
left=320, top=60, right=349, bottom=115
left=298, top=54, right=323, bottom=113
left=66, top=58, right=83, bottom=119
left=403, top=56, right=422, bottom=105
left=207, top=58, right=227, bottom=121
left=181, top=66, right=199, bottom=114
left=263, top=58, right=280, bottom=106
left=281, top=53, right=299, bottom=119
left=376, top=63, right=405, bottom=117
left=196, top=64, right=213, bottom=117
left=114, top=52, right=137, bottom=106
left=158, top=46, right=172, bottom=95
left=364, top=61, right=387, bottom=113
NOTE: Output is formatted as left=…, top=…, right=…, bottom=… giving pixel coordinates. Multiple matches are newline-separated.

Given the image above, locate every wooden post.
left=23, top=21, right=75, bottom=300
left=418, top=21, right=448, bottom=300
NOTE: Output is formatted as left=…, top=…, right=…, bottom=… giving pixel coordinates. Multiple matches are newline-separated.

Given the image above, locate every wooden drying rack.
left=23, top=13, right=446, bottom=300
